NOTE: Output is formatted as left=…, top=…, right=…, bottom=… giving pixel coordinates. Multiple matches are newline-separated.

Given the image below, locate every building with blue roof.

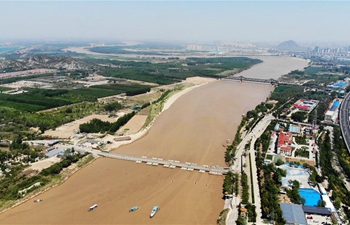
left=324, top=98, right=342, bottom=122
left=334, top=81, right=347, bottom=87
left=327, top=81, right=348, bottom=90
left=274, top=123, right=280, bottom=131
left=289, top=124, right=301, bottom=134
left=280, top=203, right=307, bottom=225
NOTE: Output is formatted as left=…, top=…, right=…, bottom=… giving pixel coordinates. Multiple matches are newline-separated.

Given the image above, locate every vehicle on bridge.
left=129, top=206, right=138, bottom=212
left=150, top=206, right=159, bottom=218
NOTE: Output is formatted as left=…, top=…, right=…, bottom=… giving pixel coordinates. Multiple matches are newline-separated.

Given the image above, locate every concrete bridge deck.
left=95, top=151, right=230, bottom=175
left=225, top=76, right=300, bottom=86
left=226, top=76, right=278, bottom=85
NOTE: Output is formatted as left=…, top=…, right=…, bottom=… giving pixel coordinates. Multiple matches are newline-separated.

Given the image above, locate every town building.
left=277, top=131, right=293, bottom=156
left=326, top=81, right=348, bottom=90
left=280, top=203, right=308, bottom=225
left=289, top=124, right=301, bottom=134
left=274, top=123, right=280, bottom=131
left=48, top=139, right=60, bottom=146
left=292, top=99, right=319, bottom=112
left=324, top=98, right=342, bottom=122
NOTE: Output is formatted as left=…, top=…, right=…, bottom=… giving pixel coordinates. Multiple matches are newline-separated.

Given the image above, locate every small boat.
left=33, top=199, right=43, bottom=203
left=88, top=204, right=98, bottom=212
left=150, top=206, right=159, bottom=218
left=129, top=206, right=138, bottom=212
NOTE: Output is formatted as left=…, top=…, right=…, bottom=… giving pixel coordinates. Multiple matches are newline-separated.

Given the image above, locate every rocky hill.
left=0, top=55, right=86, bottom=72
left=276, top=40, right=307, bottom=52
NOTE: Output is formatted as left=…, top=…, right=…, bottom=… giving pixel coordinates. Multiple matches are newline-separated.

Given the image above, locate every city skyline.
left=1, top=1, right=350, bottom=43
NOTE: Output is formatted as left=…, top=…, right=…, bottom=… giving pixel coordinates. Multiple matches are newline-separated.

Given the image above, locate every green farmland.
left=84, top=57, right=262, bottom=85
left=0, top=83, right=152, bottom=112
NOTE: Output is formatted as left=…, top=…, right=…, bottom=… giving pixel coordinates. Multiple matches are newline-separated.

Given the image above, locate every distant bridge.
left=95, top=151, right=229, bottom=175
left=226, top=76, right=278, bottom=85
left=225, top=76, right=301, bottom=86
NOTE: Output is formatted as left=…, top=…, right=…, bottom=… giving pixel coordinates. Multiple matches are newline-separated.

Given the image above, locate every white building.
left=324, top=110, right=338, bottom=122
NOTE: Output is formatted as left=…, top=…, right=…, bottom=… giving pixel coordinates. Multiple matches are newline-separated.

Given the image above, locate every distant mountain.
left=276, top=40, right=307, bottom=52
left=0, top=55, right=86, bottom=71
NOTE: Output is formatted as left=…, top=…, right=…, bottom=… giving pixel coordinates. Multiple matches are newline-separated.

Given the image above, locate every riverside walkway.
left=92, top=151, right=229, bottom=175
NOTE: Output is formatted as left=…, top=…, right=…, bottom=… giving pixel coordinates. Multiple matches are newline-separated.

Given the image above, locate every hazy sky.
left=1, top=1, right=349, bottom=43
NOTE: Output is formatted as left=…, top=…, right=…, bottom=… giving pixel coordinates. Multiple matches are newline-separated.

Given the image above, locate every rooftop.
left=280, top=203, right=308, bottom=225
left=278, top=131, right=293, bottom=147
left=302, top=206, right=331, bottom=216
left=289, top=124, right=301, bottom=134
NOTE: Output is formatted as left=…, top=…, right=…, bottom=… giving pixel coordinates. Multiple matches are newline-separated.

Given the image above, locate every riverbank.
left=100, top=76, right=216, bottom=151
left=0, top=154, right=96, bottom=214
left=0, top=76, right=215, bottom=214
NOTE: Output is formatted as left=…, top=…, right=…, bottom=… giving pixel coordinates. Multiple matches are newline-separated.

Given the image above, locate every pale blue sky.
left=0, top=1, right=349, bottom=43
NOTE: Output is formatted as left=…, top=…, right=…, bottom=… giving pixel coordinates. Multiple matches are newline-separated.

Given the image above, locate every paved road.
left=248, top=114, right=274, bottom=225
left=226, top=114, right=275, bottom=225
left=276, top=118, right=318, bottom=128
left=337, top=93, right=350, bottom=191
left=339, top=91, right=350, bottom=154
left=226, top=196, right=240, bottom=225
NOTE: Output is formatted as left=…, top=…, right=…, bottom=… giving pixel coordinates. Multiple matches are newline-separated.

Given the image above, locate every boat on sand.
left=150, top=206, right=159, bottom=218
left=129, top=206, right=138, bottom=212
left=88, top=204, right=98, bottom=212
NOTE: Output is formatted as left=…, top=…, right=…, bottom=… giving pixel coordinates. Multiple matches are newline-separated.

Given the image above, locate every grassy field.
left=305, top=66, right=326, bottom=75
left=0, top=87, right=13, bottom=92
left=88, top=57, right=261, bottom=85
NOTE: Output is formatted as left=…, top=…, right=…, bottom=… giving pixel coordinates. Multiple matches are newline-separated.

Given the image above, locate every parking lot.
left=306, top=214, right=330, bottom=225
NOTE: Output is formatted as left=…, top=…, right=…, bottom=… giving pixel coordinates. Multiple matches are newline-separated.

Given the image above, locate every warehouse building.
left=324, top=98, right=342, bottom=123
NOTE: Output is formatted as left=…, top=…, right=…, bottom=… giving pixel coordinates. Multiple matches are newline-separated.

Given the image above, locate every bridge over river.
left=93, top=151, right=230, bottom=175
left=226, top=76, right=299, bottom=86
left=226, top=76, right=278, bottom=85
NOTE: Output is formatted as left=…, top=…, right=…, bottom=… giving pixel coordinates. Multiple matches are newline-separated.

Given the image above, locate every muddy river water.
left=0, top=56, right=308, bottom=225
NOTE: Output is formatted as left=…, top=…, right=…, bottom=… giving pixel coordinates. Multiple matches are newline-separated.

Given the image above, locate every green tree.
left=317, top=200, right=326, bottom=207
left=104, top=102, right=122, bottom=111
left=236, top=217, right=247, bottom=225
left=291, top=111, right=307, bottom=122
left=247, top=110, right=257, bottom=119
left=275, top=158, right=284, bottom=166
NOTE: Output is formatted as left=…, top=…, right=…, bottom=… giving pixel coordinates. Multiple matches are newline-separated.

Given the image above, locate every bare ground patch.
left=117, top=115, right=148, bottom=135
left=43, top=114, right=117, bottom=139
